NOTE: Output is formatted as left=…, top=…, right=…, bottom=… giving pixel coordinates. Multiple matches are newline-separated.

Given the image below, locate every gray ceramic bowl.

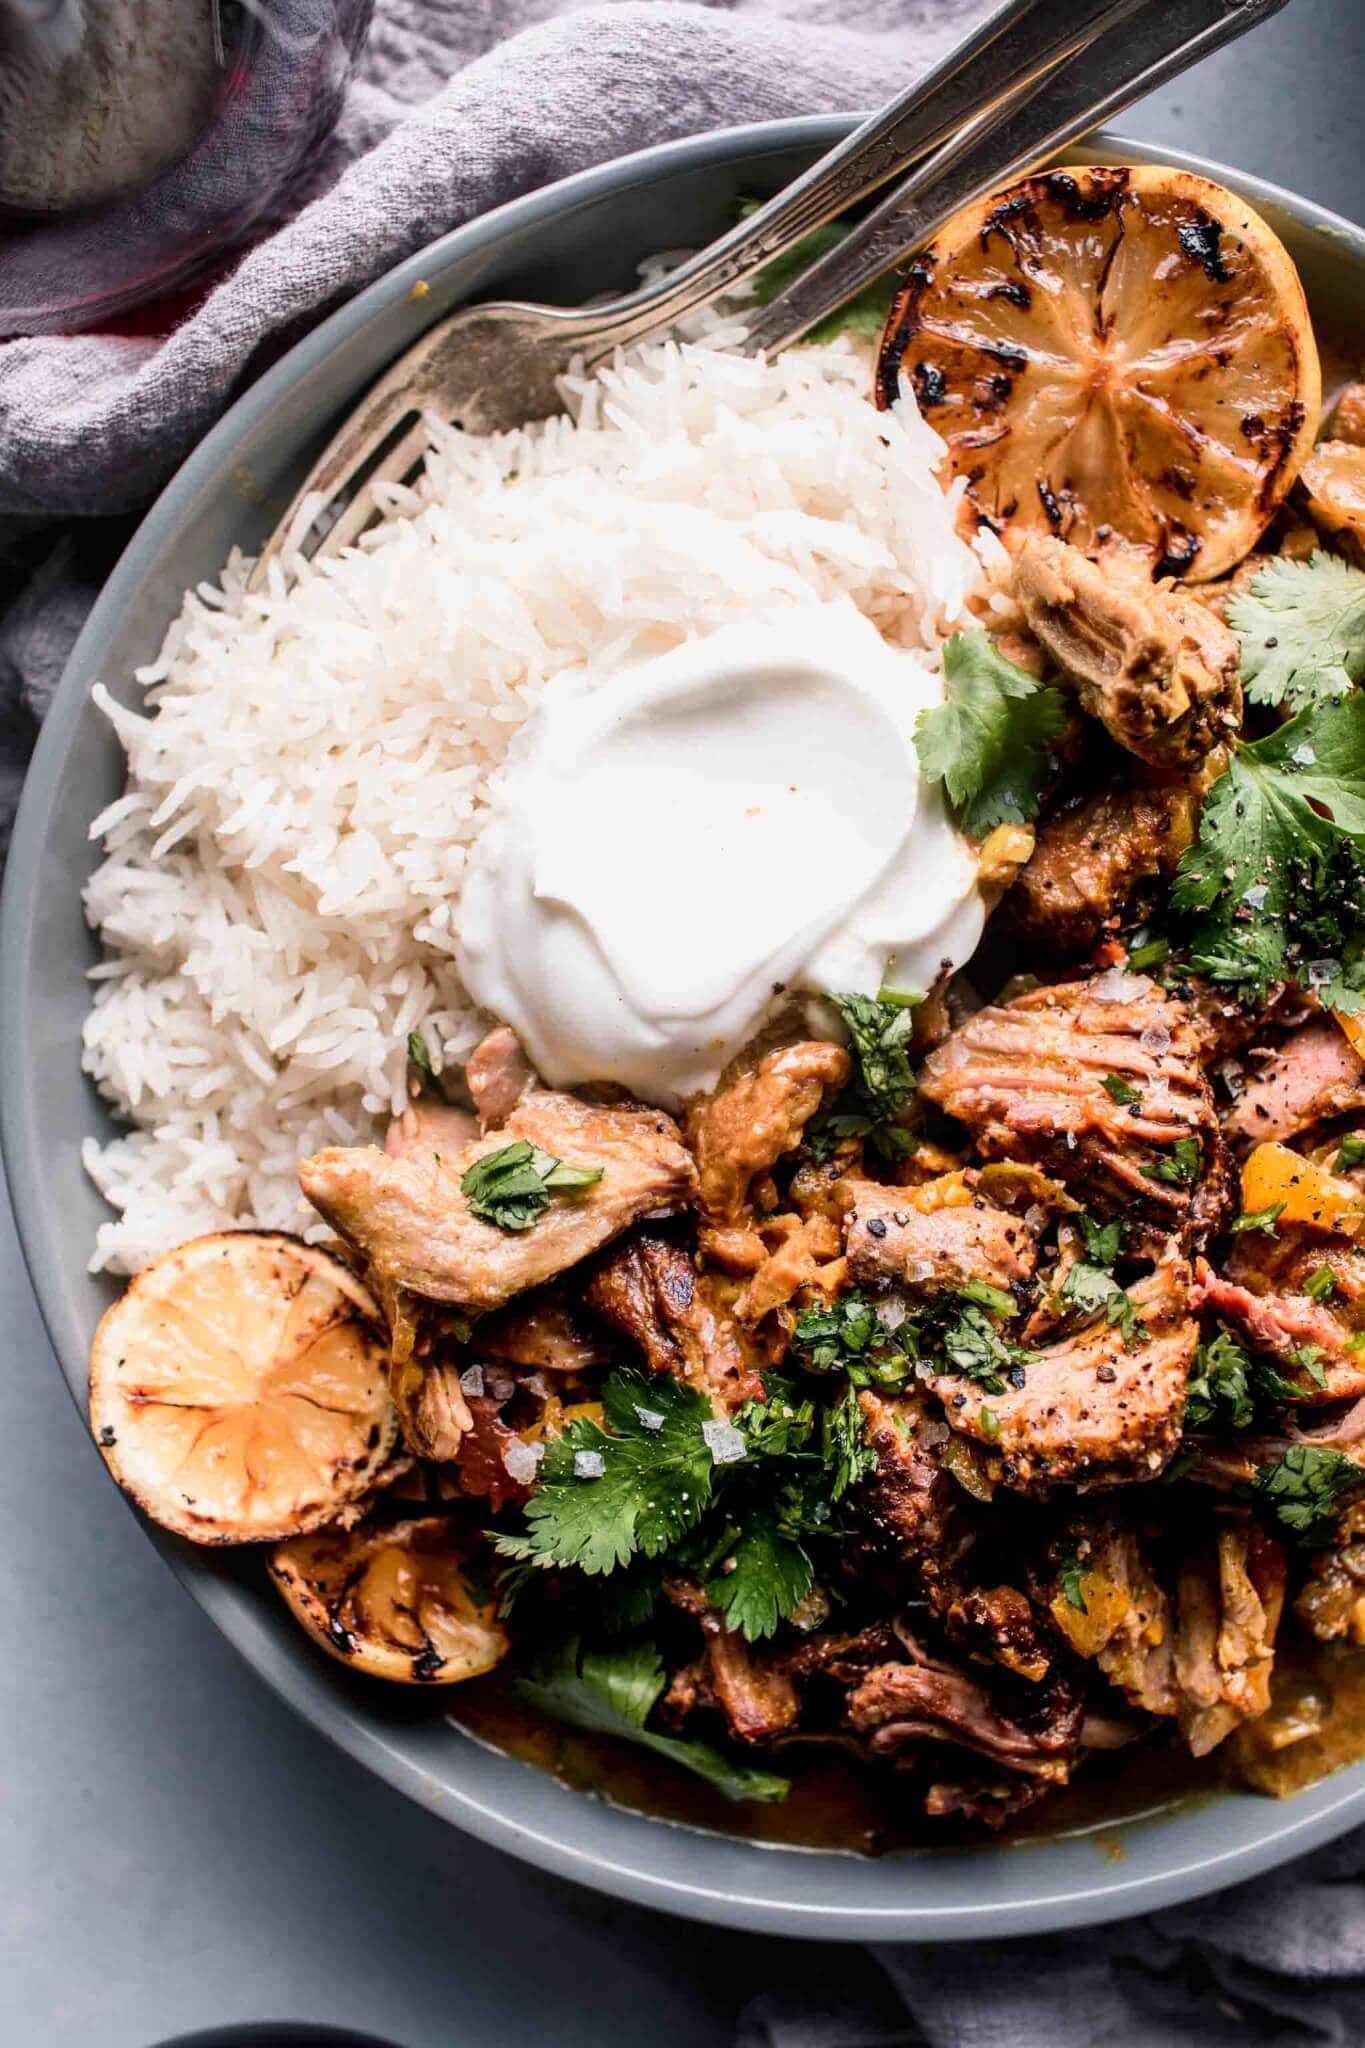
left=5, top=119, right=1365, bottom=1941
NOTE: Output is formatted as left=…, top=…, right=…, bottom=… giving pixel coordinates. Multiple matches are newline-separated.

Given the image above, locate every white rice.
left=81, top=324, right=988, bottom=1274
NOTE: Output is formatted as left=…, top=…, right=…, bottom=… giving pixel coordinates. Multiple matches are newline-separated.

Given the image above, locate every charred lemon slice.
left=268, top=1517, right=507, bottom=1684
left=877, top=164, right=1320, bottom=580
left=89, top=1232, right=398, bottom=1543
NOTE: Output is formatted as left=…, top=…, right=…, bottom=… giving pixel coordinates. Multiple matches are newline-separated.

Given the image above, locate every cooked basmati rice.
left=82, top=327, right=987, bottom=1273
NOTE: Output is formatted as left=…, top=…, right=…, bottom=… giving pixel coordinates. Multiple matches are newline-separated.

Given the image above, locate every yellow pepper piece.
left=1240, top=1140, right=1365, bottom=1234
left=1334, top=1007, right=1365, bottom=1063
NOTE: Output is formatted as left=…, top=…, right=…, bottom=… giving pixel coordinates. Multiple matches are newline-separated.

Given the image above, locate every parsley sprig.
left=914, top=631, right=1067, bottom=838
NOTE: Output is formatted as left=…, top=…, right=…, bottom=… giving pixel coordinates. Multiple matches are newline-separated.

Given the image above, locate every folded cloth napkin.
left=2, top=1, right=1363, bottom=2040
left=740, top=1826, right=1365, bottom=2047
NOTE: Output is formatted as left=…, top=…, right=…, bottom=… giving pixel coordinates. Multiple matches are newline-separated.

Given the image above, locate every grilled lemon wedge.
left=89, top=1232, right=398, bottom=1543
left=269, top=1516, right=508, bottom=1684
left=877, top=164, right=1320, bottom=581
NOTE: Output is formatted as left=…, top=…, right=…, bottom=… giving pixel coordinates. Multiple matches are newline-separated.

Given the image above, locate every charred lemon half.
left=269, top=1516, right=508, bottom=1684
left=877, top=164, right=1320, bottom=581
left=89, top=1231, right=398, bottom=1543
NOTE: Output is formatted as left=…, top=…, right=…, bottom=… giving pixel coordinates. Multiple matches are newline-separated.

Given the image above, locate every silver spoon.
left=250, top=0, right=1287, bottom=588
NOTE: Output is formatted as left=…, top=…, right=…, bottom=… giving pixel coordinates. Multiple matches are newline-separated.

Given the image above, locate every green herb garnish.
left=1102, top=1072, right=1143, bottom=1107
left=514, top=1635, right=790, bottom=1803
left=462, top=1139, right=603, bottom=1232
left=1058, top=1557, right=1089, bottom=1613
left=1303, top=1265, right=1338, bottom=1303
left=1171, top=693, right=1365, bottom=1004
left=1227, top=552, right=1365, bottom=713
left=1229, top=1201, right=1286, bottom=1237
left=1336, top=1134, right=1365, bottom=1172
left=1142, top=1137, right=1201, bottom=1187
left=1250, top=1444, right=1364, bottom=1543
left=914, top=631, right=1067, bottom=838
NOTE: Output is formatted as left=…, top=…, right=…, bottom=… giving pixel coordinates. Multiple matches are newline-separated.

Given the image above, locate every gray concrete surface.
left=4, top=2, right=1364, bottom=2040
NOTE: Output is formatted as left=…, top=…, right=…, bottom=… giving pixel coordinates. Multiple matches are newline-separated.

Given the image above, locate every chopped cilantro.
left=913, top=1293, right=1029, bottom=1397
left=1184, top=1330, right=1256, bottom=1432
left=1142, top=1137, right=1201, bottom=1188
left=1250, top=1444, right=1364, bottom=1543
left=1227, top=551, right=1365, bottom=713
left=1102, top=1072, right=1143, bottom=1107
left=462, top=1140, right=602, bottom=1232
left=1057, top=1260, right=1140, bottom=1341
left=703, top=1507, right=814, bottom=1642
left=977, top=1405, right=1001, bottom=1442
left=1058, top=1557, right=1089, bottom=1613
left=1336, top=1133, right=1365, bottom=1172
left=960, top=1278, right=1017, bottom=1316
left=1078, top=1214, right=1123, bottom=1267
left=1303, top=1265, right=1338, bottom=1303
left=824, top=1382, right=877, bottom=1501
left=514, top=1634, right=790, bottom=1803
left=792, top=1291, right=914, bottom=1390
left=732, top=1380, right=817, bottom=1456
left=1171, top=694, right=1365, bottom=1002
left=1128, top=937, right=1170, bottom=972
left=1229, top=1201, right=1286, bottom=1237
left=809, top=991, right=920, bottom=1163
left=1288, top=1342, right=1330, bottom=1390
left=914, top=631, right=1067, bottom=838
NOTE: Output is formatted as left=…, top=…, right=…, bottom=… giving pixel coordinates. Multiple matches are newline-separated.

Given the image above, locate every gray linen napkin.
left=2, top=1, right=1363, bottom=2040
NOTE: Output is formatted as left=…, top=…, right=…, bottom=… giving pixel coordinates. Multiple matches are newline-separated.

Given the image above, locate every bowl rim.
left=6, top=114, right=1365, bottom=1941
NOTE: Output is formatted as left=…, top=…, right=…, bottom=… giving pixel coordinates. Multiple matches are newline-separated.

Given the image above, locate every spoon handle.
left=577, top=0, right=1164, bottom=361
left=743, top=0, right=1291, bottom=357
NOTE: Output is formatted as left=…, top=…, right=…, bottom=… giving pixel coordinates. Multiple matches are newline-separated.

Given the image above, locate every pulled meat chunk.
left=845, top=1659, right=1082, bottom=1782
left=1006, top=785, right=1194, bottom=956
left=930, top=1257, right=1197, bottom=1491
left=466, top=1025, right=536, bottom=1130
left=1173, top=1525, right=1286, bottom=1756
left=1299, top=440, right=1365, bottom=562
left=385, top=1098, right=479, bottom=1159
left=856, top=1391, right=977, bottom=1609
left=1053, top=1513, right=1286, bottom=1756
left=1333, top=383, right=1365, bottom=446
left=476, top=1289, right=607, bottom=1374
left=687, top=1041, right=849, bottom=1264
left=1296, top=1500, right=1365, bottom=1645
left=1011, top=535, right=1242, bottom=767
left=584, top=1229, right=764, bottom=1411
left=841, top=1172, right=1037, bottom=1296
left=299, top=1093, right=696, bottom=1314
left=1224, top=1015, right=1365, bottom=1150
left=918, top=971, right=1217, bottom=1248
left=1193, top=1238, right=1365, bottom=1404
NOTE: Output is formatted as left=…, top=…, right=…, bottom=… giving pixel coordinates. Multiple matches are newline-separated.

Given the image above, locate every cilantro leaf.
left=1141, top=1137, right=1201, bottom=1187
left=1057, top=1261, right=1139, bottom=1341
left=1078, top=1213, right=1123, bottom=1267
left=1229, top=1201, right=1285, bottom=1237
left=826, top=991, right=917, bottom=1126
left=704, top=1508, right=814, bottom=1642
left=745, top=206, right=899, bottom=344
left=1304, top=1265, right=1339, bottom=1302
left=1058, top=1557, right=1089, bottom=1613
left=462, top=1140, right=603, bottom=1232
left=1250, top=1445, right=1365, bottom=1543
left=1228, top=552, right=1365, bottom=712
left=1336, top=1133, right=1365, bottom=1171
left=914, top=631, right=1067, bottom=837
left=913, top=1294, right=1028, bottom=1396
left=1184, top=1329, right=1256, bottom=1432
left=503, top=1370, right=717, bottom=1575
left=514, top=1634, right=790, bottom=1803
left=824, top=1382, right=877, bottom=1501
left=1102, top=1071, right=1143, bottom=1107
left=1172, top=694, right=1365, bottom=1001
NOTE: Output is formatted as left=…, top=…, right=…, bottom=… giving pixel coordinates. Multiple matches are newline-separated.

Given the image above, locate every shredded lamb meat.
left=1224, top=1014, right=1365, bottom=1149
left=918, top=971, right=1217, bottom=1250
left=840, top=1172, right=1038, bottom=1296
left=1011, top=534, right=1242, bottom=767
left=686, top=1041, right=849, bottom=1268
left=584, top=1228, right=765, bottom=1411
left=1006, top=785, right=1194, bottom=956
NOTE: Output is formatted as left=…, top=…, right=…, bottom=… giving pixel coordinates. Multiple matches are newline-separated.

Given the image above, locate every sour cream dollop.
left=457, top=608, right=984, bottom=1103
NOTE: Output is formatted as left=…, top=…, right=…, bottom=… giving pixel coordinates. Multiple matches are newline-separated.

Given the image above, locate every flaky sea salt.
left=703, top=1418, right=746, bottom=1465
left=634, top=1404, right=665, bottom=1432
left=459, top=1363, right=485, bottom=1397
left=573, top=1450, right=606, bottom=1479
left=502, top=1438, right=543, bottom=1484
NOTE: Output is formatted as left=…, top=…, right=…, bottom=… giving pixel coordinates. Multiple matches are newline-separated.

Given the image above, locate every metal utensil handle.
left=744, top=0, right=1291, bottom=355
left=575, top=0, right=1163, bottom=359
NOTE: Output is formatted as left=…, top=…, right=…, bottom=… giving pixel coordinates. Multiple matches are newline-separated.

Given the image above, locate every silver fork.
left=249, top=0, right=1287, bottom=589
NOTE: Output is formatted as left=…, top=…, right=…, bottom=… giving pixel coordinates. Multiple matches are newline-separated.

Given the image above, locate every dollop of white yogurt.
left=457, top=607, right=984, bottom=1104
